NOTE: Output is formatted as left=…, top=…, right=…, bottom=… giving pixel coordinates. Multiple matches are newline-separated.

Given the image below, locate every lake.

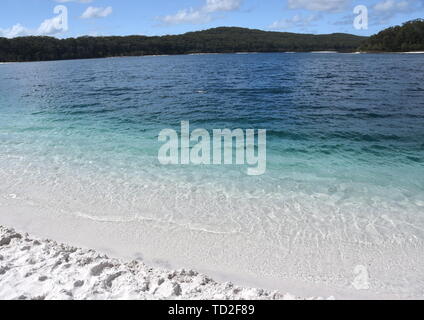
left=0, top=53, right=423, bottom=298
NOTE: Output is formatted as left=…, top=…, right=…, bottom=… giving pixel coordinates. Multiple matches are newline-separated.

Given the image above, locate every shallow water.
left=1, top=53, right=423, bottom=298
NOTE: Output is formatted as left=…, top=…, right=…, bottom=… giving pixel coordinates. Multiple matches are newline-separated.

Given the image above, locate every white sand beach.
left=0, top=226, right=333, bottom=300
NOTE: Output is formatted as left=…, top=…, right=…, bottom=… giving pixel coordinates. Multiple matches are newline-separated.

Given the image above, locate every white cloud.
left=162, top=9, right=211, bottom=25
left=0, top=24, right=30, bottom=38
left=37, top=16, right=66, bottom=35
left=204, top=0, right=243, bottom=12
left=287, top=0, right=349, bottom=12
left=0, top=20, right=66, bottom=38
left=160, top=0, right=243, bottom=25
left=269, top=14, right=320, bottom=30
left=81, top=6, right=113, bottom=19
left=374, top=0, right=409, bottom=11
left=0, top=5, right=68, bottom=38
left=372, top=0, right=419, bottom=23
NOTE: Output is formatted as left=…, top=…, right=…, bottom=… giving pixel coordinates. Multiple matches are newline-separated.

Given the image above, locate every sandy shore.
left=0, top=226, right=332, bottom=300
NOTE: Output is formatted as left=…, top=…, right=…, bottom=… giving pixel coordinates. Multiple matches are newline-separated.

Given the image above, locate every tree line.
left=359, top=19, right=424, bottom=52
left=1, top=20, right=423, bottom=63
left=0, top=27, right=366, bottom=62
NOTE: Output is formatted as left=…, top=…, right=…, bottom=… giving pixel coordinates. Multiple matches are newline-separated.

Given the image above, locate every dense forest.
left=1, top=20, right=423, bottom=62
left=360, top=19, right=424, bottom=52
left=0, top=27, right=366, bottom=62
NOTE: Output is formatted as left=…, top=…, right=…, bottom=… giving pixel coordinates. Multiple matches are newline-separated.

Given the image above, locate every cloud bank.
left=81, top=6, right=113, bottom=19
left=160, top=0, right=243, bottom=25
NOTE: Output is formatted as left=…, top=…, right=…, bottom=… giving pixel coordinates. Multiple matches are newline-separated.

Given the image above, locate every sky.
left=0, top=0, right=423, bottom=38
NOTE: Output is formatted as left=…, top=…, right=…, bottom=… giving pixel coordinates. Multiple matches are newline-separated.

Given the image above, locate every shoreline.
left=0, top=225, right=332, bottom=300
left=1, top=203, right=409, bottom=301
left=1, top=50, right=424, bottom=64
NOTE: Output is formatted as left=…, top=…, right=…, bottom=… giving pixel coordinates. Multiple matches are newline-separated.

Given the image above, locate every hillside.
left=0, top=27, right=367, bottom=62
left=360, top=19, right=424, bottom=52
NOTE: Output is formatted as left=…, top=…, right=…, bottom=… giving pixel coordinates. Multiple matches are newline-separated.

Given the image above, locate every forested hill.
left=360, top=19, right=424, bottom=52
left=0, top=27, right=367, bottom=62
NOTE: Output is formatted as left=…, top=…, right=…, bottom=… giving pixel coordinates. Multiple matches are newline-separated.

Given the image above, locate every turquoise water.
left=1, top=53, right=424, bottom=297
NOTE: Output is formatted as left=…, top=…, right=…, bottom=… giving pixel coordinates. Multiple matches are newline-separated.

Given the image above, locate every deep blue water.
left=1, top=53, right=423, bottom=188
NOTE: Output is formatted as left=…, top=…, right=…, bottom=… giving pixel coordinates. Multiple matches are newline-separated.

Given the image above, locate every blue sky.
left=0, top=0, right=423, bottom=38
